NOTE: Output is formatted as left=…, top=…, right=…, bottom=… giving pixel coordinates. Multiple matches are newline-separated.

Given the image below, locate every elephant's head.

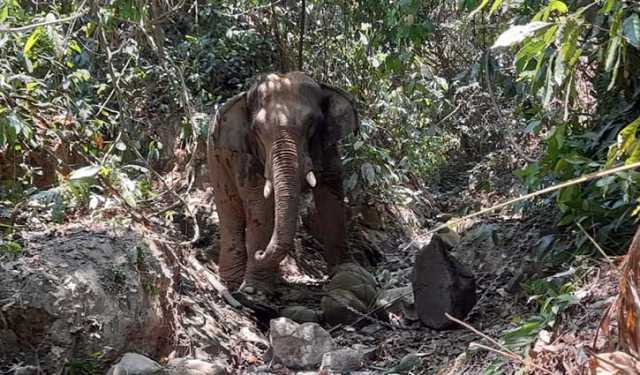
left=210, top=72, right=358, bottom=266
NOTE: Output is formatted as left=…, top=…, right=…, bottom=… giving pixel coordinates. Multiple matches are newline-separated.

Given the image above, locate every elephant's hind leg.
left=210, top=152, right=247, bottom=290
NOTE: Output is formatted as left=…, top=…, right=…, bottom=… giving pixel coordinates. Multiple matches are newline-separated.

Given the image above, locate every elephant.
left=207, top=71, right=359, bottom=295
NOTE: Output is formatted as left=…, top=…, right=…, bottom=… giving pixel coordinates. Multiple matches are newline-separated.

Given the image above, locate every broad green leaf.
left=617, top=116, right=640, bottom=154
left=515, top=38, right=547, bottom=72
left=626, top=142, right=640, bottom=165
left=492, top=22, right=553, bottom=48
left=623, top=14, right=640, bottom=48
left=69, top=165, right=102, bottom=180
left=23, top=27, right=44, bottom=57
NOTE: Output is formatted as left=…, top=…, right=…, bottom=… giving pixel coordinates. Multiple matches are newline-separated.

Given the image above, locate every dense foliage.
left=486, top=0, right=640, bottom=253
left=0, top=0, right=639, bottom=251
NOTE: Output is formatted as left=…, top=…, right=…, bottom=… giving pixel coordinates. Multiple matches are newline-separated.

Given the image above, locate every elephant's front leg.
left=209, top=152, right=248, bottom=290
left=311, top=145, right=351, bottom=270
left=241, top=182, right=277, bottom=294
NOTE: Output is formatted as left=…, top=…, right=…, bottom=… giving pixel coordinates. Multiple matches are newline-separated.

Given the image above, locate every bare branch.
left=0, top=10, right=87, bottom=33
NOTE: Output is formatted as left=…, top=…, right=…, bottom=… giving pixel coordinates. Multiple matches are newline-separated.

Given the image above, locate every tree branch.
left=0, top=10, right=87, bottom=33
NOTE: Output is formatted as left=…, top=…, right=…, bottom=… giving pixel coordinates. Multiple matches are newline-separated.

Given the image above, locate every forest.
left=1, top=0, right=640, bottom=374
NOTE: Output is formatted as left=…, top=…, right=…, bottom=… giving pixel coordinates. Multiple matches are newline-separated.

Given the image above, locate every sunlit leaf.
left=605, top=36, right=621, bottom=72
left=489, top=0, right=503, bottom=16
left=23, top=27, right=44, bottom=58
left=548, top=1, right=568, bottom=15
left=0, top=5, right=8, bottom=23
left=492, top=21, right=553, bottom=48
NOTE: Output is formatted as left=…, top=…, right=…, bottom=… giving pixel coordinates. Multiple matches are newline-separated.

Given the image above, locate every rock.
left=320, top=349, right=365, bottom=373
left=12, top=366, right=39, bottom=375
left=269, top=317, right=334, bottom=369
left=321, top=289, right=368, bottom=326
left=106, top=353, right=162, bottom=375
left=411, top=235, right=476, bottom=329
left=280, top=306, right=323, bottom=323
left=332, top=263, right=377, bottom=287
left=162, top=358, right=228, bottom=375
left=0, top=228, right=174, bottom=371
left=436, top=228, right=461, bottom=249
left=326, top=269, right=378, bottom=307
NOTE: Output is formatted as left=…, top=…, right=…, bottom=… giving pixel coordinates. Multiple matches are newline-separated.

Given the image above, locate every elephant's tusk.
left=306, top=171, right=317, bottom=188
left=263, top=180, right=273, bottom=198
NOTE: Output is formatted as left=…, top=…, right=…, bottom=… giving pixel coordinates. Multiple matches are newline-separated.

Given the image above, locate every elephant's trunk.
left=255, top=131, right=300, bottom=265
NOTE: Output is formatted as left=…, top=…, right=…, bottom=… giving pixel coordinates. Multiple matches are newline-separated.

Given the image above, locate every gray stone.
left=269, top=317, right=334, bottom=369
left=12, top=366, right=39, bottom=375
left=162, top=358, right=228, bottom=375
left=0, top=228, right=173, bottom=371
left=326, top=267, right=378, bottom=307
left=320, top=349, right=365, bottom=373
left=280, top=306, right=322, bottom=323
left=412, top=235, right=476, bottom=330
left=106, top=353, right=162, bottom=375
left=321, top=288, right=368, bottom=326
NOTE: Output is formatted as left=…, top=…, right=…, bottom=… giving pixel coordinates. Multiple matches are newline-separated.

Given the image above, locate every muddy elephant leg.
left=241, top=182, right=277, bottom=293
left=209, top=152, right=247, bottom=290
left=311, top=145, right=351, bottom=270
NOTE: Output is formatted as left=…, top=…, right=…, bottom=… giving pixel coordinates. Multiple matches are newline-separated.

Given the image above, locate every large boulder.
left=0, top=226, right=174, bottom=371
left=268, top=317, right=334, bottom=369
left=106, top=353, right=163, bottom=375
left=411, top=234, right=476, bottom=329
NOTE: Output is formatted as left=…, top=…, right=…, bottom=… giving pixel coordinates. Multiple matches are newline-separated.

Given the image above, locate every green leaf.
left=599, top=0, right=617, bottom=14
left=0, top=5, right=8, bottom=23
left=604, top=36, right=620, bottom=72
left=23, top=26, right=44, bottom=58
left=489, top=0, right=503, bottom=16
left=548, top=1, right=568, bottom=15
left=492, top=22, right=553, bottom=48
left=618, top=116, right=640, bottom=154
left=625, top=142, right=640, bottom=165
left=623, top=14, right=640, bottom=48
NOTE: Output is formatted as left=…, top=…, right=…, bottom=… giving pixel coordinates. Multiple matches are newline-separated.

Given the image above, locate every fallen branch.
left=446, top=313, right=553, bottom=374
left=427, top=161, right=640, bottom=235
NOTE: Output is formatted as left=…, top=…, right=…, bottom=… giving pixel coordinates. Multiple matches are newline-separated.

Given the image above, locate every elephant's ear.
left=208, top=92, right=251, bottom=154
left=320, top=84, right=359, bottom=148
